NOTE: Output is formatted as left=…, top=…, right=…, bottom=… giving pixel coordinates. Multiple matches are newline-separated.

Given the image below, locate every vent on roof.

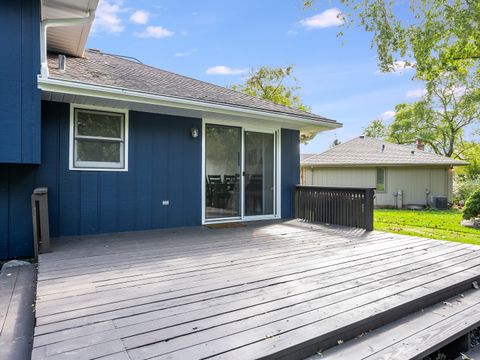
left=411, top=150, right=415, bottom=155
left=382, top=144, right=385, bottom=152
left=359, top=135, right=365, bottom=139
left=58, top=54, right=66, bottom=72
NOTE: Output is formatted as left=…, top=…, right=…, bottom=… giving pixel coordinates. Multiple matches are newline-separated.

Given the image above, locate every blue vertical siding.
left=0, top=101, right=202, bottom=259
left=0, top=99, right=300, bottom=259
left=281, top=128, right=300, bottom=218
left=0, top=0, right=41, bottom=164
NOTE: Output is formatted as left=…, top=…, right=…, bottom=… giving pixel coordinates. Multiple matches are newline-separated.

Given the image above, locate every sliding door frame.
left=201, top=117, right=282, bottom=225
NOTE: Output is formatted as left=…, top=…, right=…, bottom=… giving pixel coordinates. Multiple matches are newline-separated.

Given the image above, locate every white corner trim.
left=38, top=77, right=342, bottom=129
left=68, top=103, right=129, bottom=172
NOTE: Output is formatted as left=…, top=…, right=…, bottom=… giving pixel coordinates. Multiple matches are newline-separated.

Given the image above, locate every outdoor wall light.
left=191, top=128, right=199, bottom=138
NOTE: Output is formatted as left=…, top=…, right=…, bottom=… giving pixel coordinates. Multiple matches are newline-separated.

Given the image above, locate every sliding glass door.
left=244, top=131, right=275, bottom=216
left=204, top=124, right=276, bottom=221
left=205, top=124, right=241, bottom=219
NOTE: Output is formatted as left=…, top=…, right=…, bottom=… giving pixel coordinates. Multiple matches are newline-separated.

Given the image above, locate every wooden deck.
left=32, top=220, right=480, bottom=360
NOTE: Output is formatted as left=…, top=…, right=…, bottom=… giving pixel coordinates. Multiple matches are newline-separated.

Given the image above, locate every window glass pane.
left=205, top=125, right=241, bottom=219
left=244, top=131, right=274, bottom=216
left=76, top=140, right=121, bottom=163
left=76, top=110, right=122, bottom=138
left=376, top=168, right=385, bottom=192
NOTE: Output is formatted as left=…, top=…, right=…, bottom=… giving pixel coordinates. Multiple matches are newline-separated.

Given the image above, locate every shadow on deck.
left=32, top=220, right=480, bottom=360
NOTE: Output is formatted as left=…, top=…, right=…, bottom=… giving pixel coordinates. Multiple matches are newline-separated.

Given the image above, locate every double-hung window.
left=71, top=107, right=128, bottom=170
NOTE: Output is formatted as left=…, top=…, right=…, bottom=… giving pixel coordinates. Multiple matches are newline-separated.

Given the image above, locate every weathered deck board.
left=33, top=220, right=480, bottom=360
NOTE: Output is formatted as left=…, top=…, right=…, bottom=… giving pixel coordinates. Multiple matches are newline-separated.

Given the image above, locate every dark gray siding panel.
left=0, top=101, right=202, bottom=259
left=281, top=129, right=300, bottom=218
left=0, top=0, right=41, bottom=164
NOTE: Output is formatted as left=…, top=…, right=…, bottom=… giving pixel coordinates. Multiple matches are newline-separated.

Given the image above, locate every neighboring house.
left=301, top=136, right=468, bottom=208
left=0, top=0, right=340, bottom=259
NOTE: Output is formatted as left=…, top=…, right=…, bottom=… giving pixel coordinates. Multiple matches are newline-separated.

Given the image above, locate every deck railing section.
left=294, top=185, right=375, bottom=231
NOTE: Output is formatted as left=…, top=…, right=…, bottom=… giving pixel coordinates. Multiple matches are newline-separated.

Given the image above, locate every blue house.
left=0, top=0, right=340, bottom=259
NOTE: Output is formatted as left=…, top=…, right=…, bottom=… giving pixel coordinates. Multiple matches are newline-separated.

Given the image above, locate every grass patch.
left=374, top=209, right=480, bottom=245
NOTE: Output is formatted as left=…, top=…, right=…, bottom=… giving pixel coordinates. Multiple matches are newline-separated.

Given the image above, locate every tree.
left=330, top=138, right=342, bottom=147
left=387, top=73, right=479, bottom=157
left=363, top=119, right=387, bottom=139
left=456, top=142, right=480, bottom=180
left=361, top=72, right=479, bottom=158
left=231, top=65, right=314, bottom=142
left=304, top=0, right=480, bottom=81
left=231, top=65, right=310, bottom=111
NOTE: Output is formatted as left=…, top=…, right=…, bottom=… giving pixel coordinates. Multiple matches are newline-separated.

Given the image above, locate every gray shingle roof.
left=301, top=136, right=469, bottom=167
left=300, top=153, right=316, bottom=162
left=46, top=50, right=339, bottom=125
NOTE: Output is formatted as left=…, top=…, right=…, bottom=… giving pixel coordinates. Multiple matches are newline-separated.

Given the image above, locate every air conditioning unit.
left=431, top=196, right=448, bottom=210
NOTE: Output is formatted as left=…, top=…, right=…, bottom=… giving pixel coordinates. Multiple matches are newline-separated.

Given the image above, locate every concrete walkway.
left=0, top=262, right=37, bottom=360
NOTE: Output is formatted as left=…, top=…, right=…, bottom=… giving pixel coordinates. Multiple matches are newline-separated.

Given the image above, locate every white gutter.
left=40, top=10, right=95, bottom=78
left=37, top=77, right=342, bottom=129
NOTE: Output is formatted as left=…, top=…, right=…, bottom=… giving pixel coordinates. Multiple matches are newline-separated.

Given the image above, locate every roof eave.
left=301, top=162, right=469, bottom=167
left=37, top=76, right=342, bottom=130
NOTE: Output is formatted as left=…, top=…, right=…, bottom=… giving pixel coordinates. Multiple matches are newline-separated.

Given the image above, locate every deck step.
left=315, top=287, right=480, bottom=360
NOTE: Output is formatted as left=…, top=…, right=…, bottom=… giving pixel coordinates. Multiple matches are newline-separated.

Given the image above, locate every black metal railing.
left=294, top=185, right=375, bottom=231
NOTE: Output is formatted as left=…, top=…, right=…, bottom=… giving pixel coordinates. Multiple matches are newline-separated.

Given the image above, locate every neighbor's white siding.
left=302, top=167, right=375, bottom=188
left=301, top=166, right=451, bottom=207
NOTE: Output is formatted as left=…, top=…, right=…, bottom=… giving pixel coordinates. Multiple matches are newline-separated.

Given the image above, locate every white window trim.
left=69, top=103, right=129, bottom=171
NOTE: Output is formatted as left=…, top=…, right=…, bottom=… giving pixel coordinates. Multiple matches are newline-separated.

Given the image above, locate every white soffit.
left=42, top=0, right=99, bottom=57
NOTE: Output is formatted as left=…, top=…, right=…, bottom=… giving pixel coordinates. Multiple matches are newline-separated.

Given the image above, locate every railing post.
left=31, top=187, right=51, bottom=258
left=364, top=188, right=375, bottom=231
left=293, top=185, right=298, bottom=219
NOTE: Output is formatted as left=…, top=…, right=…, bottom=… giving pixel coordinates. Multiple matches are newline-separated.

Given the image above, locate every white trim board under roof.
left=42, top=0, right=99, bottom=57
left=301, top=136, right=469, bottom=167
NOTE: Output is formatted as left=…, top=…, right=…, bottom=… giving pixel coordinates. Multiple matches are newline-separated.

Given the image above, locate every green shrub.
left=454, top=177, right=480, bottom=203
left=463, top=188, right=480, bottom=220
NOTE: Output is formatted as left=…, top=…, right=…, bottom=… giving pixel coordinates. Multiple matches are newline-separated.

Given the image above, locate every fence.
left=294, top=185, right=375, bottom=231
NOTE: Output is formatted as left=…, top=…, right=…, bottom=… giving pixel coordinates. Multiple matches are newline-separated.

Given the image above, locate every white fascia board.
left=37, top=77, right=342, bottom=130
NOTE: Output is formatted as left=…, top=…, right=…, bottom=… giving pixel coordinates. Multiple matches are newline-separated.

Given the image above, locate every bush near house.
left=463, top=188, right=480, bottom=220
left=454, top=177, right=480, bottom=204
left=375, top=209, right=480, bottom=245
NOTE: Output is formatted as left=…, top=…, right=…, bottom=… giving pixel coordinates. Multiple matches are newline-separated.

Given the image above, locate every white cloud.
left=206, top=66, right=248, bottom=75
left=287, top=30, right=298, bottom=36
left=390, top=60, right=416, bottom=73
left=451, top=86, right=466, bottom=98
left=135, top=26, right=174, bottom=39
left=92, top=0, right=125, bottom=34
left=299, top=8, right=343, bottom=29
left=406, top=88, right=427, bottom=98
left=130, top=10, right=150, bottom=24
left=174, top=49, right=197, bottom=57
left=379, top=110, right=396, bottom=121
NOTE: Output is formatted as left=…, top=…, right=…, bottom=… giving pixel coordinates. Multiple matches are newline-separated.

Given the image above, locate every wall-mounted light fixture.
left=191, top=128, right=199, bottom=138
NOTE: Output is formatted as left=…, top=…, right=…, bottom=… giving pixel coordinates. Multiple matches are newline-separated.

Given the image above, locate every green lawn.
left=374, top=209, right=480, bottom=245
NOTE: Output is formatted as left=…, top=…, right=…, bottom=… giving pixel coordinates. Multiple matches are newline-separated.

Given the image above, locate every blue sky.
left=88, top=0, right=425, bottom=153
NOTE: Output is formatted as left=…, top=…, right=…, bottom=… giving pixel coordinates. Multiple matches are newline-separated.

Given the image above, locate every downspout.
left=40, top=10, right=95, bottom=78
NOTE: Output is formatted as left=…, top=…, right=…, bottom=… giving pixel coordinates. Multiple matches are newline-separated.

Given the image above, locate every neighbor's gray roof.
left=300, top=153, right=316, bottom=162
left=301, top=136, right=469, bottom=167
left=46, top=50, right=339, bottom=125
